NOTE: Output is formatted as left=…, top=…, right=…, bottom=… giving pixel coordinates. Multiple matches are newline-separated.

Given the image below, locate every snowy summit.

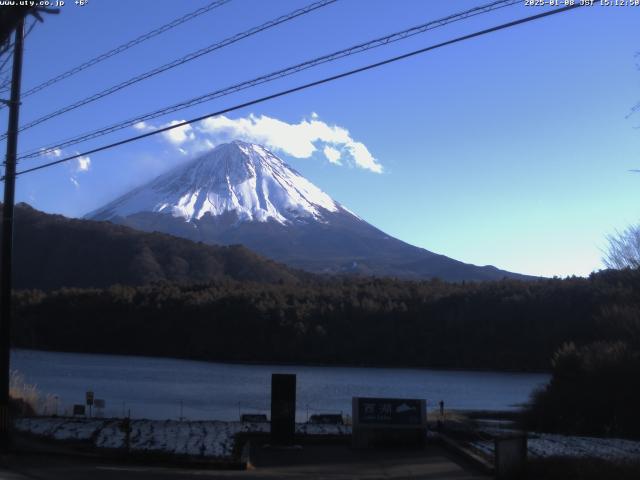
left=89, top=141, right=341, bottom=225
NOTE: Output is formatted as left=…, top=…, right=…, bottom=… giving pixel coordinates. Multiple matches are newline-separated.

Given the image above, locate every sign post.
left=86, top=391, right=94, bottom=418
left=495, top=434, right=528, bottom=479
left=270, top=374, right=296, bottom=445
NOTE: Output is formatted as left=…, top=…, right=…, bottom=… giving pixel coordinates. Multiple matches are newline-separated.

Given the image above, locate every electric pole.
left=0, top=15, right=24, bottom=451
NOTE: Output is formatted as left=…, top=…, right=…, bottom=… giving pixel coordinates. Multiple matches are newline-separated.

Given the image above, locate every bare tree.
left=605, top=55, right=640, bottom=270
left=604, top=224, right=640, bottom=270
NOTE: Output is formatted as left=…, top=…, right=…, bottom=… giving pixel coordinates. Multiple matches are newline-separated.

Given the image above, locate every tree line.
left=11, top=268, right=640, bottom=372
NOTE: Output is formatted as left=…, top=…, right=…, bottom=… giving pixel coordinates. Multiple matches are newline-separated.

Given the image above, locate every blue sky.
left=2, top=0, right=639, bottom=277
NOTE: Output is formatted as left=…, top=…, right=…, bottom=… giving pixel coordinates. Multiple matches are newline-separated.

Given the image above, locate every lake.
left=11, top=349, right=549, bottom=421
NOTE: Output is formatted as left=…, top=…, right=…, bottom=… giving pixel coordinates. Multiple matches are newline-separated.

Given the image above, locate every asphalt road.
left=0, top=445, right=489, bottom=480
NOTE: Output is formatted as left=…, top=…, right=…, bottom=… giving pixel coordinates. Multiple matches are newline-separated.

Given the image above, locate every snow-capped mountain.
left=88, top=141, right=531, bottom=281
left=89, top=141, right=345, bottom=225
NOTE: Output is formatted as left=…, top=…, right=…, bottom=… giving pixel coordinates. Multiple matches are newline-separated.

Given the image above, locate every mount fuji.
left=87, top=141, right=530, bottom=281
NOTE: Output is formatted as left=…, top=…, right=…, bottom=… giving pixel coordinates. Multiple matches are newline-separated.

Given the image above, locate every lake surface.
left=12, top=349, right=549, bottom=421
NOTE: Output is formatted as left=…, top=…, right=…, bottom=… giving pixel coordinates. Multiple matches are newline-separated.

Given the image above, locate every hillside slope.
left=3, top=203, right=303, bottom=290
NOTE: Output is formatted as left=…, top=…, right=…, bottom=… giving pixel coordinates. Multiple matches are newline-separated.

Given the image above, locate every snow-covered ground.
left=14, top=417, right=351, bottom=459
left=470, top=430, right=640, bottom=462
left=19, top=416, right=640, bottom=462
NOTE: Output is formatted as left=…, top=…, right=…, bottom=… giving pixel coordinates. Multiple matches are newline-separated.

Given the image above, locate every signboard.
left=270, top=373, right=296, bottom=445
left=352, top=397, right=427, bottom=448
left=240, top=413, right=268, bottom=423
left=354, top=397, right=425, bottom=426
left=85, top=391, right=94, bottom=406
left=73, top=404, right=86, bottom=416
left=309, top=414, right=343, bottom=425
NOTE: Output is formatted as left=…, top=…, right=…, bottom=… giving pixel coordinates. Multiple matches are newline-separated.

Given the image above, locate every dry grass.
left=9, top=370, right=39, bottom=409
left=9, top=370, right=56, bottom=415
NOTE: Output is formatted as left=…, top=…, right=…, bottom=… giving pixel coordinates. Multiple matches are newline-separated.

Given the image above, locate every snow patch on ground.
left=470, top=431, right=640, bottom=461
left=18, top=417, right=640, bottom=461
left=15, top=417, right=105, bottom=441
left=527, top=433, right=640, bottom=460
left=14, top=417, right=350, bottom=459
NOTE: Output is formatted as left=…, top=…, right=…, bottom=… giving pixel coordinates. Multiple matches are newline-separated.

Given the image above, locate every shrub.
left=525, top=341, right=640, bottom=437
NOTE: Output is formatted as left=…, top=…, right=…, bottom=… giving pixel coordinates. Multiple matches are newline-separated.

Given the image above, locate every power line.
left=21, top=0, right=521, bottom=161
left=0, top=38, right=12, bottom=58
left=0, top=18, right=36, bottom=93
left=0, top=53, right=13, bottom=95
left=8, top=3, right=583, bottom=180
left=3, top=0, right=232, bottom=104
left=24, top=16, right=37, bottom=38
left=0, top=51, right=12, bottom=90
left=0, top=18, right=36, bottom=94
left=0, top=42, right=13, bottom=74
left=1, top=0, right=337, bottom=140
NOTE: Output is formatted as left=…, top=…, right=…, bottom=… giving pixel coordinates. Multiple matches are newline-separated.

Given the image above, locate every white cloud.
left=345, top=142, right=381, bottom=174
left=323, top=146, right=342, bottom=165
left=139, top=113, right=383, bottom=173
left=197, top=113, right=383, bottom=173
left=76, top=155, right=91, bottom=172
left=41, top=148, right=62, bottom=158
left=66, top=152, right=91, bottom=188
left=133, top=121, right=155, bottom=132
left=161, top=120, right=195, bottom=145
left=187, top=138, right=216, bottom=154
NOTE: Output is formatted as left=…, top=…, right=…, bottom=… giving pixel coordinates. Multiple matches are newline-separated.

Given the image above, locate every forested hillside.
left=12, top=269, right=640, bottom=371
left=3, top=203, right=304, bottom=289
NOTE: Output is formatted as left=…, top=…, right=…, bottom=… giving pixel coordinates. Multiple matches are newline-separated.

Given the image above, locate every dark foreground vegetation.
left=12, top=268, right=640, bottom=373
left=525, top=340, right=640, bottom=438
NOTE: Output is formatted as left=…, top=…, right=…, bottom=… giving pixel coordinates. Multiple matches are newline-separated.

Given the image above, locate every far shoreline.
left=11, top=346, right=552, bottom=376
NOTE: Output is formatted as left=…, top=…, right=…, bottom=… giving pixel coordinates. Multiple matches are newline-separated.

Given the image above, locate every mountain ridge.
left=3, top=202, right=305, bottom=290
left=87, top=141, right=534, bottom=281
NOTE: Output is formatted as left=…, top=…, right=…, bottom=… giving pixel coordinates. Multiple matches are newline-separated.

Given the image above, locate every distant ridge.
left=5, top=202, right=304, bottom=290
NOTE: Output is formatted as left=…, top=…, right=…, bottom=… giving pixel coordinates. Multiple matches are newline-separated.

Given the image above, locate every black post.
left=270, top=373, right=296, bottom=445
left=0, top=16, right=25, bottom=451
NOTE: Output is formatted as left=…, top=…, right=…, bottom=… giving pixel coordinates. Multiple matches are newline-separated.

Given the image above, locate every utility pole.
left=0, top=16, right=24, bottom=451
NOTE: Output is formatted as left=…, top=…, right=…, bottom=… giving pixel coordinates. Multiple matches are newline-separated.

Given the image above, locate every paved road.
left=0, top=445, right=489, bottom=479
